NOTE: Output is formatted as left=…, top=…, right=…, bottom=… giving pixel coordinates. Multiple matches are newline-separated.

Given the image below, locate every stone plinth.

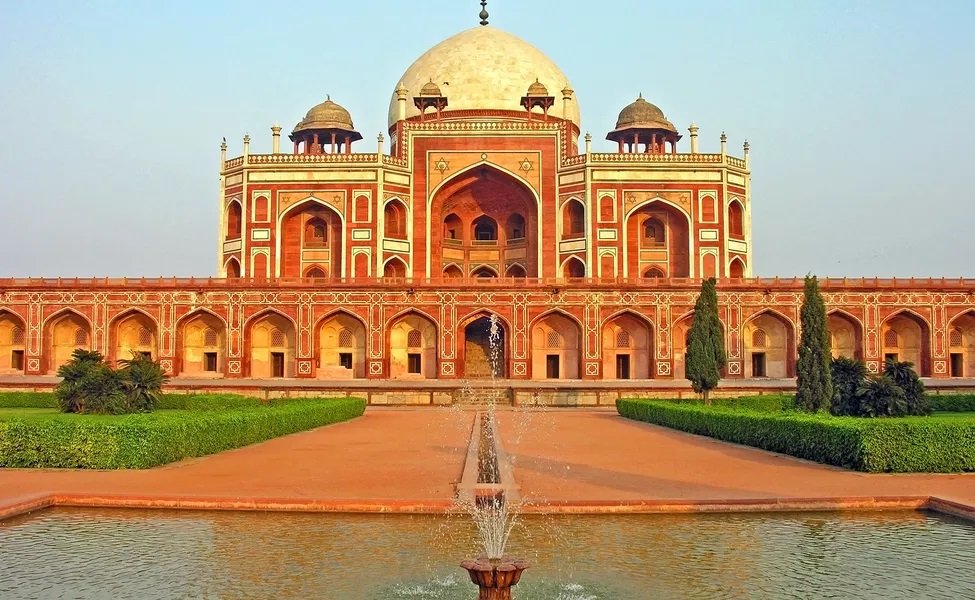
left=461, top=557, right=528, bottom=600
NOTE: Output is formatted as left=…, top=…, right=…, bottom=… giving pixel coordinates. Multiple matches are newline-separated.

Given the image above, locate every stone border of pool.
left=3, top=492, right=973, bottom=523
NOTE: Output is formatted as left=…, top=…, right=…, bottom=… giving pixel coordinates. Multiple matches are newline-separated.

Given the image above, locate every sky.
left=0, top=0, right=973, bottom=278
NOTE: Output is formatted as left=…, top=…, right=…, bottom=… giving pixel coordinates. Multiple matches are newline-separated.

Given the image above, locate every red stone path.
left=1, top=408, right=973, bottom=520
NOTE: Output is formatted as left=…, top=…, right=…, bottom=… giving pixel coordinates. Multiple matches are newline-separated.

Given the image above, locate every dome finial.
left=479, top=1, right=489, bottom=26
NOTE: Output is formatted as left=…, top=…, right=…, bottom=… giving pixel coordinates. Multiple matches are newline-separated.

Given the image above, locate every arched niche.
left=384, top=199, right=408, bottom=239
left=247, top=312, right=295, bottom=378
left=46, top=311, right=91, bottom=373
left=602, top=312, right=652, bottom=379
left=384, top=257, right=408, bottom=278
left=388, top=312, right=437, bottom=379
left=881, top=311, right=931, bottom=376
left=0, top=311, right=27, bottom=373
left=225, top=257, right=241, bottom=279
left=178, top=311, right=225, bottom=376
left=562, top=199, right=585, bottom=238
left=742, top=311, right=796, bottom=378
left=279, top=200, right=343, bottom=278
left=318, top=312, right=366, bottom=379
left=729, top=257, right=745, bottom=279
left=531, top=312, right=581, bottom=379
left=461, top=314, right=507, bottom=378
left=111, top=311, right=157, bottom=364
left=562, top=256, right=586, bottom=279
left=728, top=200, right=744, bottom=238
left=827, top=311, right=864, bottom=361
left=948, top=311, right=975, bottom=377
left=627, top=200, right=690, bottom=278
left=226, top=201, right=242, bottom=239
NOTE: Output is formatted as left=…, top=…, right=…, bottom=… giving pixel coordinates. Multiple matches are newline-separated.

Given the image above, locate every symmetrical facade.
left=1, top=23, right=973, bottom=383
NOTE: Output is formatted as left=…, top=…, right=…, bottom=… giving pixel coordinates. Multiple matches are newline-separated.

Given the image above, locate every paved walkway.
left=1, top=408, right=973, bottom=517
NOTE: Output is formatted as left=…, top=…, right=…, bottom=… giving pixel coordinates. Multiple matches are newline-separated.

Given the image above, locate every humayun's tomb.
left=0, top=16, right=973, bottom=402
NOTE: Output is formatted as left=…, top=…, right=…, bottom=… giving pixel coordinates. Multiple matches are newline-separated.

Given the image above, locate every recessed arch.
left=383, top=256, right=408, bottom=278
left=562, top=198, right=586, bottom=238
left=827, top=309, right=864, bottom=361
left=304, top=265, right=327, bottom=279
left=458, top=310, right=510, bottom=379
left=44, top=308, right=92, bottom=373
left=728, top=256, right=746, bottom=279
left=316, top=309, right=367, bottom=379
left=245, top=308, right=297, bottom=378
left=176, top=309, right=226, bottom=376
left=561, top=255, right=586, bottom=279
left=226, top=199, right=242, bottom=239
left=471, top=264, right=499, bottom=278
left=388, top=309, right=438, bottom=379
left=728, top=198, right=745, bottom=239
left=880, top=310, right=932, bottom=376
left=947, top=310, right=975, bottom=377
left=109, top=308, right=158, bottom=364
left=275, top=197, right=346, bottom=279
left=505, top=263, right=527, bottom=278
left=624, top=197, right=692, bottom=278
left=742, top=309, right=796, bottom=378
left=0, top=310, right=27, bottom=373
left=601, top=309, right=654, bottom=379
left=530, top=309, right=582, bottom=379
left=384, top=198, right=408, bottom=239
left=443, top=263, right=464, bottom=278
left=224, top=256, right=241, bottom=279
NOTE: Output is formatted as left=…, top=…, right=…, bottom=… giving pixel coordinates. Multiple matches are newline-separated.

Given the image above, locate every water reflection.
left=1, top=509, right=973, bottom=599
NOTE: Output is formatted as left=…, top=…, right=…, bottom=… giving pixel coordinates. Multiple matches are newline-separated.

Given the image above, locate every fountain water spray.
left=459, top=314, right=529, bottom=598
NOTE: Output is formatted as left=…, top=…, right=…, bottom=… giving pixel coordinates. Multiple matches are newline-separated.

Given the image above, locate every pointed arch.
left=561, top=255, right=586, bottom=279
left=304, top=265, right=327, bottom=279
left=275, top=197, right=346, bottom=279
left=505, top=263, right=527, bottom=278
left=384, top=198, right=408, bottom=239
left=176, top=308, right=226, bottom=376
left=530, top=309, right=583, bottom=380
left=109, top=308, right=158, bottom=364
left=387, top=309, right=438, bottom=379
left=562, top=198, right=586, bottom=238
left=226, top=199, right=242, bottom=239
left=245, top=308, right=297, bottom=378
left=947, top=310, right=975, bottom=377
left=443, top=263, right=464, bottom=279
left=0, top=310, right=27, bottom=373
left=471, top=264, right=499, bottom=278
left=624, top=197, right=692, bottom=278
left=601, top=309, right=654, bottom=379
left=383, top=256, right=408, bottom=278
left=728, top=198, right=745, bottom=238
left=827, top=309, right=864, bottom=361
left=224, top=256, right=241, bottom=279
left=728, top=256, right=746, bottom=279
left=44, top=308, right=93, bottom=373
left=880, top=309, right=932, bottom=376
left=742, top=309, right=796, bottom=378
left=458, top=310, right=510, bottom=379
left=315, top=308, right=368, bottom=379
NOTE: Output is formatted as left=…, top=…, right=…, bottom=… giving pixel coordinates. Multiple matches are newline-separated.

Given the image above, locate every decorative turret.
left=289, top=97, right=363, bottom=155
left=521, top=79, right=555, bottom=121
left=413, top=79, right=449, bottom=121
left=606, top=94, right=681, bottom=154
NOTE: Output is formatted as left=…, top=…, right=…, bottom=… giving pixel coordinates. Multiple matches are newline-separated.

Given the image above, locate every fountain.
left=458, top=314, right=529, bottom=599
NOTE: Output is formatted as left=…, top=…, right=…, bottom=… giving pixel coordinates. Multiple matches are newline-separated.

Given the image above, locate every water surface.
left=2, top=508, right=974, bottom=599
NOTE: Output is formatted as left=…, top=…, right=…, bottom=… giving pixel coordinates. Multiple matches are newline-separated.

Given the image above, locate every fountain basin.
left=461, top=557, right=528, bottom=600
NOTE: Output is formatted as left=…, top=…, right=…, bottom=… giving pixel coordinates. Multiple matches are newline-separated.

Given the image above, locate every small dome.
left=613, top=95, right=677, bottom=133
left=526, top=79, right=549, bottom=97
left=292, top=98, right=357, bottom=134
left=419, top=79, right=443, bottom=97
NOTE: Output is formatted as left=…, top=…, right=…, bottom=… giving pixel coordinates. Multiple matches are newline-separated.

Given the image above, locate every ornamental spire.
left=479, top=1, right=489, bottom=26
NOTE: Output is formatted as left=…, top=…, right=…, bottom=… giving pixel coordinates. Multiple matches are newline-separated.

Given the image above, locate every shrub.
left=0, top=392, right=58, bottom=408
left=0, top=398, right=366, bottom=469
left=617, top=398, right=975, bottom=473
left=856, top=375, right=908, bottom=417
left=54, top=349, right=167, bottom=414
left=830, top=357, right=868, bottom=416
left=676, top=395, right=792, bottom=413
left=884, top=359, right=929, bottom=415
left=118, top=354, right=168, bottom=412
left=927, top=394, right=975, bottom=413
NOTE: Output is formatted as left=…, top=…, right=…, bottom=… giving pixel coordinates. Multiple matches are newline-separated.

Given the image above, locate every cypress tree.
left=795, top=275, right=833, bottom=411
left=685, top=277, right=726, bottom=404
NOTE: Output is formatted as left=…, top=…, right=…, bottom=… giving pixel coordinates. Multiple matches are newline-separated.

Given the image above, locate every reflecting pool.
left=2, top=508, right=974, bottom=599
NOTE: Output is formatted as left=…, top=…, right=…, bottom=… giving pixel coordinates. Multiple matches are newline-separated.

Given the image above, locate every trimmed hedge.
left=617, top=399, right=975, bottom=473
left=674, top=394, right=792, bottom=413
left=0, top=392, right=301, bottom=411
left=927, top=394, right=975, bottom=413
left=0, top=398, right=365, bottom=469
left=0, top=392, right=57, bottom=408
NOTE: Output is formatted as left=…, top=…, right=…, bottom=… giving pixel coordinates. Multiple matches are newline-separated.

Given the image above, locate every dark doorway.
left=752, top=352, right=767, bottom=377
left=339, top=352, right=353, bottom=370
left=950, top=353, right=964, bottom=377
left=408, top=353, right=422, bottom=374
left=204, top=352, right=218, bottom=372
left=884, top=353, right=899, bottom=364
left=546, top=354, right=560, bottom=379
left=271, top=352, right=285, bottom=378
left=616, top=354, right=631, bottom=379
left=464, top=317, right=505, bottom=378
left=11, top=350, right=24, bottom=371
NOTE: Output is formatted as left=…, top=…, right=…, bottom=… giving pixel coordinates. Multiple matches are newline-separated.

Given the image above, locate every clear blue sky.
left=1, top=0, right=972, bottom=277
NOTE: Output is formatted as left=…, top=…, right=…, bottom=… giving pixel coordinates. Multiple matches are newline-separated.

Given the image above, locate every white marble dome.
left=389, top=26, right=580, bottom=128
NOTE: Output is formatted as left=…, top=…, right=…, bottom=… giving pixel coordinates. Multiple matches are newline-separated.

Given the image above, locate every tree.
left=884, top=358, right=929, bottom=415
left=795, top=275, right=833, bottom=411
left=118, top=353, right=168, bottom=412
left=685, top=277, right=726, bottom=404
left=55, top=349, right=108, bottom=413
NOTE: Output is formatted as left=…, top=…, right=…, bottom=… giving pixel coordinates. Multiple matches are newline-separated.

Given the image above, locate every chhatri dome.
left=388, top=25, right=580, bottom=128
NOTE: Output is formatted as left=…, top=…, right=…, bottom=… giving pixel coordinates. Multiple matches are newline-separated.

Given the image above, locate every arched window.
left=884, top=329, right=898, bottom=347
left=354, top=196, right=370, bottom=222
left=643, top=267, right=665, bottom=278
left=384, top=258, right=406, bottom=278
left=643, top=217, right=665, bottom=246
left=950, top=327, right=964, bottom=347
left=752, top=329, right=767, bottom=348
left=700, top=195, right=716, bottom=222
left=384, top=200, right=407, bottom=239
left=472, top=216, right=498, bottom=242
left=472, top=266, right=498, bottom=278
left=564, top=200, right=585, bottom=237
left=225, top=258, right=241, bottom=279
left=305, top=266, right=326, bottom=279
left=729, top=201, right=744, bottom=238
left=563, top=257, right=585, bottom=278
left=443, top=213, right=463, bottom=242
left=305, top=217, right=328, bottom=246
left=506, top=264, right=527, bottom=278
left=729, top=258, right=745, bottom=279
left=253, top=196, right=269, bottom=222
left=505, top=214, right=526, bottom=241
left=443, top=265, right=463, bottom=278
left=226, top=202, right=242, bottom=239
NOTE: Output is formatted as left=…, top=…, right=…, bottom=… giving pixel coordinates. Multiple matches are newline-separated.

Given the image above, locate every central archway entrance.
left=463, top=316, right=505, bottom=378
